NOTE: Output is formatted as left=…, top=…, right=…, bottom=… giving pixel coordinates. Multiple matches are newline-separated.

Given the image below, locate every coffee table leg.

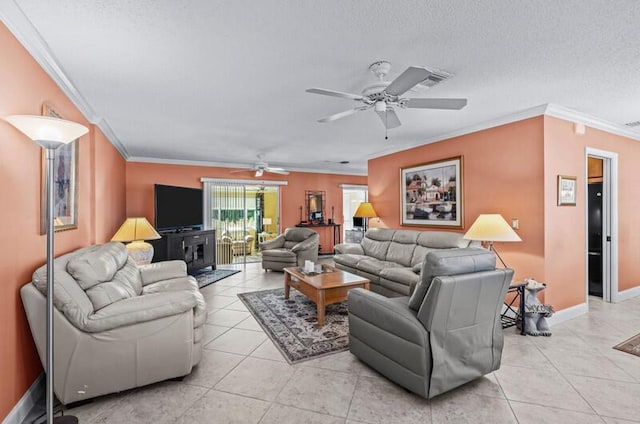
left=317, top=291, right=325, bottom=327
left=284, top=273, right=291, bottom=299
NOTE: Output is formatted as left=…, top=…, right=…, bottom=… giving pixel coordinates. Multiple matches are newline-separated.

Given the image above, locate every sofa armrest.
left=142, top=275, right=198, bottom=294
left=139, top=261, right=187, bottom=286
left=291, top=234, right=319, bottom=253
left=348, top=289, right=428, bottom=346
left=85, top=290, right=198, bottom=333
left=260, top=235, right=285, bottom=250
left=334, top=243, right=364, bottom=255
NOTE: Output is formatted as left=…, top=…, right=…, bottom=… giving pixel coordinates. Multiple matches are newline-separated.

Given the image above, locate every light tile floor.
left=65, top=262, right=640, bottom=424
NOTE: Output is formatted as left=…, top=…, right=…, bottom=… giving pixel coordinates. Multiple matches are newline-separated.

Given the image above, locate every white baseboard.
left=615, top=285, right=640, bottom=302
left=547, top=302, right=588, bottom=327
left=2, top=373, right=44, bottom=424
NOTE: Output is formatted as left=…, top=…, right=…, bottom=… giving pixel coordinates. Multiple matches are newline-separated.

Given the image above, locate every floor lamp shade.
left=463, top=214, right=521, bottom=267
left=4, top=114, right=88, bottom=424
left=111, top=217, right=161, bottom=265
left=354, top=202, right=378, bottom=231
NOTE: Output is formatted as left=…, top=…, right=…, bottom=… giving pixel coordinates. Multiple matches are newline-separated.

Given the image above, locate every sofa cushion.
left=408, top=248, right=496, bottom=311
left=358, top=258, right=402, bottom=275
left=380, top=267, right=420, bottom=287
left=262, top=248, right=297, bottom=260
left=386, top=241, right=417, bottom=267
left=84, top=259, right=142, bottom=311
left=416, top=231, right=470, bottom=249
left=411, top=246, right=437, bottom=267
left=333, top=253, right=367, bottom=268
left=67, top=242, right=128, bottom=290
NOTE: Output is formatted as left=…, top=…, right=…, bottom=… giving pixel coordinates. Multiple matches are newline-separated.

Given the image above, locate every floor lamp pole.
left=44, top=147, right=77, bottom=424
left=488, top=241, right=508, bottom=268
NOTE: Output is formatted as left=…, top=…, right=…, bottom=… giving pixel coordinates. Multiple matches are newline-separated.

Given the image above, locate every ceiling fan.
left=306, top=61, right=467, bottom=130
left=230, top=155, right=290, bottom=177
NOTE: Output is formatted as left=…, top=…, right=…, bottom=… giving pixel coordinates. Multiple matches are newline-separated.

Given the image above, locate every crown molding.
left=127, top=156, right=368, bottom=176
left=544, top=103, right=640, bottom=141
left=0, top=0, right=130, bottom=158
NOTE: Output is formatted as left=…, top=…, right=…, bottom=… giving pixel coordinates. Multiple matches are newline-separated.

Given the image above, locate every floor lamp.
left=463, top=214, right=522, bottom=267
left=354, top=202, right=378, bottom=232
left=4, top=115, right=88, bottom=424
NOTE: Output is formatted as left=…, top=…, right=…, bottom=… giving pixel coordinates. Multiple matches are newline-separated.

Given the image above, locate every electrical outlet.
left=512, top=218, right=519, bottom=230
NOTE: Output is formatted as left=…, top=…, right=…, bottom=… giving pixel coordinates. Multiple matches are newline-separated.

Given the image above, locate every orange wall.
left=368, top=117, right=546, bottom=285
left=125, top=162, right=366, bottom=251
left=0, top=23, right=126, bottom=419
left=544, top=116, right=640, bottom=304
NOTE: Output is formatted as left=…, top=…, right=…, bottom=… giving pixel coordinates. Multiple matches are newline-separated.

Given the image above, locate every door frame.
left=584, top=148, right=618, bottom=304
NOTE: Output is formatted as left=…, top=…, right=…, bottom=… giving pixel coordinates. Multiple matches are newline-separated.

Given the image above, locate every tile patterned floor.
left=65, top=262, right=640, bottom=423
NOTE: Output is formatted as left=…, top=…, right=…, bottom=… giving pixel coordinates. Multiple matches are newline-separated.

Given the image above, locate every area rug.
left=194, top=268, right=241, bottom=289
left=237, top=288, right=349, bottom=363
left=614, top=333, right=640, bottom=357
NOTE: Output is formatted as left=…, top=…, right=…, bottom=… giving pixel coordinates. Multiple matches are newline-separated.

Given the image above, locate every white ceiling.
left=4, top=0, right=640, bottom=174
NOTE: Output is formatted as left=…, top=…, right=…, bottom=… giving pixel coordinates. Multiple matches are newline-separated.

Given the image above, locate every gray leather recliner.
left=348, top=248, right=513, bottom=399
left=260, top=227, right=319, bottom=271
left=20, top=242, right=206, bottom=405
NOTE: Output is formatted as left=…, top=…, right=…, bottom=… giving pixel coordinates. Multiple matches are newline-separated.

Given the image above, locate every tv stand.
left=150, top=229, right=216, bottom=274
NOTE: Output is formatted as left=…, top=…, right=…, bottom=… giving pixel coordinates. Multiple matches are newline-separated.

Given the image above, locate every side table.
left=501, top=282, right=526, bottom=335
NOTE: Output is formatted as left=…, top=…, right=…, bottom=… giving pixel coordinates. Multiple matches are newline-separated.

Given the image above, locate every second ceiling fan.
left=306, top=61, right=467, bottom=129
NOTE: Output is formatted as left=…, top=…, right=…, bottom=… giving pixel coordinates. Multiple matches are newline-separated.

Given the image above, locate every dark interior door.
left=588, top=182, right=603, bottom=297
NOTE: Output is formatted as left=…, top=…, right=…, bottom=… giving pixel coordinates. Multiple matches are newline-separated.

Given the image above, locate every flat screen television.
left=353, top=217, right=364, bottom=228
left=154, top=184, right=203, bottom=231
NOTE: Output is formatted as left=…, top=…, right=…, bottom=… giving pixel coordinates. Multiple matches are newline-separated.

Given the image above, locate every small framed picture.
left=557, top=175, right=577, bottom=206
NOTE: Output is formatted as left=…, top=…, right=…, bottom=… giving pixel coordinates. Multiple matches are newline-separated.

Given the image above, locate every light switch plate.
left=512, top=218, right=519, bottom=230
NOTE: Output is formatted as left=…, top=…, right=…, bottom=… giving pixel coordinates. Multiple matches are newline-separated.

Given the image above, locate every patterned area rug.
left=194, top=268, right=241, bottom=289
left=237, top=288, right=349, bottom=363
left=614, top=333, right=640, bottom=357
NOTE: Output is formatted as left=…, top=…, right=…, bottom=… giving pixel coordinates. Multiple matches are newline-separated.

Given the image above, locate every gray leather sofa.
left=334, top=228, right=479, bottom=297
left=260, top=227, right=319, bottom=271
left=21, top=242, right=206, bottom=405
left=349, top=248, right=513, bottom=399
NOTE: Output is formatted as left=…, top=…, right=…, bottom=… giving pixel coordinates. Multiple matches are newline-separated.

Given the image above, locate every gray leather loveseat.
left=21, top=242, right=206, bottom=405
left=348, top=248, right=513, bottom=398
left=333, top=228, right=479, bottom=297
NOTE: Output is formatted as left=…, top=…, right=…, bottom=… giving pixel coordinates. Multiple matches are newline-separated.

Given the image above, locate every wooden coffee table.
left=283, top=264, right=370, bottom=327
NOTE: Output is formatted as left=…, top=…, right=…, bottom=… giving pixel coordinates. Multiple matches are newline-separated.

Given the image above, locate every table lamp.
left=354, top=202, right=378, bottom=232
left=463, top=214, right=521, bottom=267
left=111, top=217, right=161, bottom=265
left=262, top=217, right=272, bottom=232
left=4, top=114, right=89, bottom=424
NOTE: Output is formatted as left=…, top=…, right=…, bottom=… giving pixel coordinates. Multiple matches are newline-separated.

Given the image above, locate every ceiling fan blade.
left=376, top=107, right=402, bottom=129
left=385, top=66, right=433, bottom=97
left=255, top=169, right=264, bottom=177
left=318, top=106, right=369, bottom=123
left=266, top=168, right=290, bottom=175
left=404, top=98, right=468, bottom=110
left=230, top=169, right=250, bottom=174
left=306, top=88, right=364, bottom=101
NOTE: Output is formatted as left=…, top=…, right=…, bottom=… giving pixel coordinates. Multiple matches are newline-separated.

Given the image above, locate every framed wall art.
left=41, top=103, right=79, bottom=233
left=557, top=175, right=577, bottom=206
left=401, top=156, right=463, bottom=228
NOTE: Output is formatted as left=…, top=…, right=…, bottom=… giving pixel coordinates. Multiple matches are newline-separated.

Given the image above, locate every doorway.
left=585, top=149, right=618, bottom=303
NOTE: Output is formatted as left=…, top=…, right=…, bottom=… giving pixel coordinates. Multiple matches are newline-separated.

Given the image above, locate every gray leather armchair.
left=21, top=242, right=206, bottom=405
left=259, top=227, right=319, bottom=271
left=348, top=248, right=513, bottom=399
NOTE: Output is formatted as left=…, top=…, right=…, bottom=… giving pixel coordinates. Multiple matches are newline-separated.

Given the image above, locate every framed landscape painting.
left=401, top=156, right=463, bottom=228
left=41, top=103, right=79, bottom=233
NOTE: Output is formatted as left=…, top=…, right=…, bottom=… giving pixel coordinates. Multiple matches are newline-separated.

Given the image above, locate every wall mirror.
left=305, top=190, right=325, bottom=224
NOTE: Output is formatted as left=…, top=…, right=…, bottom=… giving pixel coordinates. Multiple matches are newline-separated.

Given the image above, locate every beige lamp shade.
left=112, top=217, right=161, bottom=242
left=112, top=218, right=161, bottom=266
left=463, top=214, right=522, bottom=242
left=354, top=202, right=378, bottom=218
left=263, top=218, right=273, bottom=225
left=4, top=115, right=88, bottom=148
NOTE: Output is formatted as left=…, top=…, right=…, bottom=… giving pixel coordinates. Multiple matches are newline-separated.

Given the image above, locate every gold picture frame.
left=557, top=175, right=577, bottom=206
left=401, top=156, right=463, bottom=228
left=41, top=103, right=79, bottom=233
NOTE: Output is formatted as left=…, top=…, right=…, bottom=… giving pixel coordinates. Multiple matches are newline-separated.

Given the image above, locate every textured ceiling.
left=6, top=0, right=640, bottom=174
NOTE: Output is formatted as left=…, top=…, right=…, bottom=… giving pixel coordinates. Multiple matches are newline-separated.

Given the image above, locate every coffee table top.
left=283, top=264, right=369, bottom=290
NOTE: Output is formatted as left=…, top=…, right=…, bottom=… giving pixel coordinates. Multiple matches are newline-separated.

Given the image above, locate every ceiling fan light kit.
left=306, top=61, right=468, bottom=132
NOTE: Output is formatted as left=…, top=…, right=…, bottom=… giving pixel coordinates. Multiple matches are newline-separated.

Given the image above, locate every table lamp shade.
left=464, top=214, right=521, bottom=242
left=263, top=218, right=272, bottom=226
left=112, top=218, right=161, bottom=265
left=354, top=202, right=378, bottom=218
